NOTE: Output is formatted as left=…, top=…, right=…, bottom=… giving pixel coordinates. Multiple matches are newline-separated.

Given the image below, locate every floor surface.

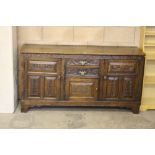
left=0, top=105, right=155, bottom=128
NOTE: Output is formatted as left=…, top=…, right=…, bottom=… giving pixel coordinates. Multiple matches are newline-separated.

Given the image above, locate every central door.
left=65, top=77, right=98, bottom=101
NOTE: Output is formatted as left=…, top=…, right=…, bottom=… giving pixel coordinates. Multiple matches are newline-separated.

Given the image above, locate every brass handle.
left=79, top=60, right=87, bottom=65
left=104, top=76, right=107, bottom=80
left=79, top=70, right=87, bottom=76
left=57, top=75, right=61, bottom=79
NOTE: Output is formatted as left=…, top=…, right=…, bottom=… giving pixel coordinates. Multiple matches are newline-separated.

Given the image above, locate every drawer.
left=66, top=67, right=99, bottom=77
left=66, top=59, right=99, bottom=66
left=27, top=59, right=60, bottom=73
left=107, top=60, right=138, bottom=74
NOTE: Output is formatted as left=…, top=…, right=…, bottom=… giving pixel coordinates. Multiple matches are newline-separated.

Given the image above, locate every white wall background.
left=0, top=26, right=17, bottom=113
left=17, top=26, right=140, bottom=49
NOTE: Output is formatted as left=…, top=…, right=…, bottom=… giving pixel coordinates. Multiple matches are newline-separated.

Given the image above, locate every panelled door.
left=27, top=74, right=42, bottom=98
left=120, top=76, right=138, bottom=100
left=25, top=57, right=61, bottom=100
left=44, top=75, right=61, bottom=99
left=65, top=77, right=98, bottom=101
left=101, top=75, right=120, bottom=99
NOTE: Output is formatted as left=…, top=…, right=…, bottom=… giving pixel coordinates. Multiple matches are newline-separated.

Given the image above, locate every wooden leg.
left=21, top=105, right=29, bottom=113
left=131, top=105, right=140, bottom=114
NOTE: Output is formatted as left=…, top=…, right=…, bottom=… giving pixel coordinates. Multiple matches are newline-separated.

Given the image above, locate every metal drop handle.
left=79, top=70, right=87, bottom=76
left=57, top=75, right=61, bottom=79
left=79, top=60, right=87, bottom=65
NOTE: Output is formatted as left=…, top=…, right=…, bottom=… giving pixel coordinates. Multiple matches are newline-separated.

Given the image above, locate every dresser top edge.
left=20, top=44, right=145, bottom=56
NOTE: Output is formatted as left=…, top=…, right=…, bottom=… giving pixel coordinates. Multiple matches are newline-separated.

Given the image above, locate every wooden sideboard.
left=19, top=44, right=145, bottom=113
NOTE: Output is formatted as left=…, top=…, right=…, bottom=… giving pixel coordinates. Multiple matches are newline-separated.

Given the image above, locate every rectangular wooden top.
left=20, top=44, right=145, bottom=56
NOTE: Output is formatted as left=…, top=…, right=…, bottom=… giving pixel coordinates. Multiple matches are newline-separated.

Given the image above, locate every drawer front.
left=66, top=59, right=99, bottom=66
left=27, top=60, right=60, bottom=73
left=107, top=60, right=137, bottom=74
left=66, top=67, right=99, bottom=77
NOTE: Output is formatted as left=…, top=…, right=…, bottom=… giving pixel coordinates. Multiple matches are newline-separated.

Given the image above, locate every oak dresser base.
left=19, top=44, right=145, bottom=114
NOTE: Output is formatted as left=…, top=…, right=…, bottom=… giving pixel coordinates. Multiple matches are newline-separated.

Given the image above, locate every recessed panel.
left=107, top=60, right=137, bottom=74
left=44, top=76, right=57, bottom=99
left=28, top=75, right=41, bottom=98
left=105, top=76, right=119, bottom=99
left=121, top=77, right=136, bottom=99
left=66, top=78, right=98, bottom=101
left=28, top=60, right=57, bottom=73
left=70, top=82, right=93, bottom=97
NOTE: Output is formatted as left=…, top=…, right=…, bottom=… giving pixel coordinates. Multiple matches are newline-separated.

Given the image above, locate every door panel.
left=65, top=78, right=98, bottom=101
left=121, top=76, right=138, bottom=100
left=44, top=76, right=61, bottom=100
left=105, top=60, right=138, bottom=75
left=101, top=76, right=120, bottom=100
left=27, top=75, right=41, bottom=98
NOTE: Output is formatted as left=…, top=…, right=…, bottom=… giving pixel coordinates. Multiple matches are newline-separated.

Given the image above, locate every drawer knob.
left=79, top=70, right=87, bottom=76
left=57, top=75, right=61, bottom=79
left=104, top=76, right=107, bottom=80
left=79, top=60, right=87, bottom=65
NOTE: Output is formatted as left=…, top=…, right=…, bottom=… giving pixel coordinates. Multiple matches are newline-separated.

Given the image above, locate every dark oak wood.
left=19, top=44, right=145, bottom=113
left=65, top=77, right=99, bottom=101
left=101, top=75, right=120, bottom=99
